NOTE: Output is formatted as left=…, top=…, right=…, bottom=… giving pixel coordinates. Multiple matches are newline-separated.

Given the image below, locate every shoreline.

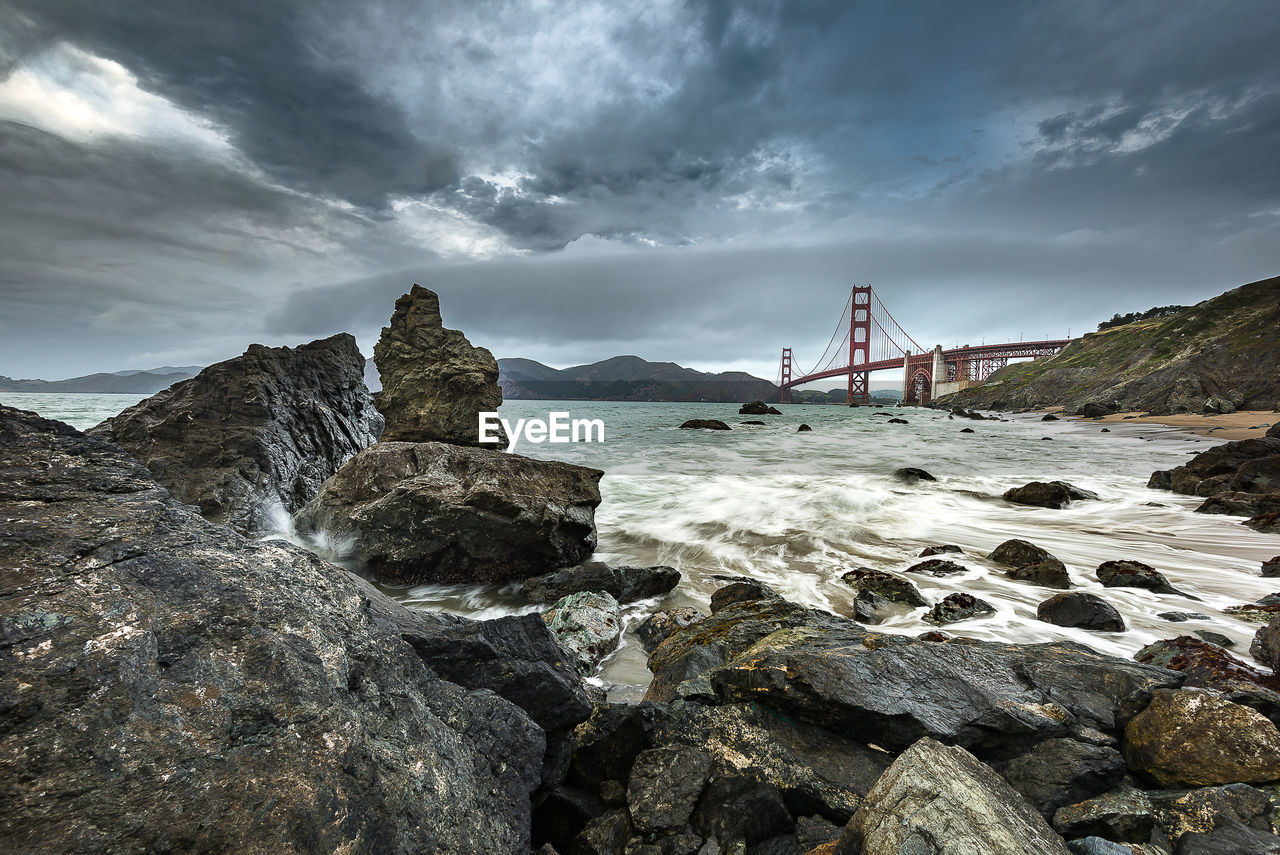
left=1034, top=407, right=1278, bottom=441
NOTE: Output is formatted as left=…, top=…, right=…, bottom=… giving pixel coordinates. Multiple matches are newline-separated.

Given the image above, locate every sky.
left=1, top=0, right=1277, bottom=383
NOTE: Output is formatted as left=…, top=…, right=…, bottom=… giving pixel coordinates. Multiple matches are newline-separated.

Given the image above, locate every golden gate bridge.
left=778, top=285, right=1070, bottom=405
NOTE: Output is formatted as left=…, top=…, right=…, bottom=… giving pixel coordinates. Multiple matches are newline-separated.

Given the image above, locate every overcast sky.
left=1, top=1, right=1277, bottom=382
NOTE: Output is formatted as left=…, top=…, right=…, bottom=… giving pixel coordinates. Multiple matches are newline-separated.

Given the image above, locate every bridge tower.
left=779, top=347, right=793, bottom=404
left=847, top=285, right=872, bottom=404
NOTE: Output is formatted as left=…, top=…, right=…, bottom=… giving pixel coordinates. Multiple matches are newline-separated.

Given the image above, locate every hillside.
left=0, top=367, right=200, bottom=394
left=496, top=355, right=779, bottom=402
left=935, top=275, right=1280, bottom=415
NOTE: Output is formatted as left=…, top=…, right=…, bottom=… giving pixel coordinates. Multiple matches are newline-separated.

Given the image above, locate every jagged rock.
left=852, top=589, right=894, bottom=624
left=923, top=592, right=996, bottom=625
left=1037, top=592, right=1126, bottom=631
left=697, top=615, right=1181, bottom=755
left=1009, top=559, right=1073, bottom=589
left=740, top=401, right=773, bottom=415
left=294, top=440, right=602, bottom=585
left=0, top=405, right=541, bottom=853
left=1253, top=617, right=1280, bottom=670
left=893, top=467, right=936, bottom=482
left=1053, top=788, right=1156, bottom=843
left=796, top=816, right=842, bottom=851
left=373, top=284, right=502, bottom=445
left=89, top=334, right=381, bottom=535
left=523, top=561, right=681, bottom=605
left=1065, top=839, right=1154, bottom=854
left=920, top=544, right=962, bottom=557
left=840, top=567, right=928, bottom=607
left=1154, top=434, right=1280, bottom=499
left=1228, top=593, right=1280, bottom=622
left=1004, top=481, right=1100, bottom=509
left=834, top=738, right=1072, bottom=855
left=768, top=406, right=783, bottom=415
left=628, top=748, right=713, bottom=833
left=1249, top=511, right=1280, bottom=533
left=1135, top=635, right=1280, bottom=713
left=533, top=786, right=606, bottom=853
left=996, top=738, right=1127, bottom=819
left=544, top=591, right=623, bottom=676
left=1148, top=783, right=1275, bottom=841
left=1263, top=556, right=1280, bottom=578
left=1196, top=491, right=1280, bottom=516
left=1097, top=560, right=1190, bottom=597
left=569, top=810, right=632, bottom=855
left=692, top=773, right=794, bottom=851
left=798, top=424, right=813, bottom=432
left=990, top=538, right=1057, bottom=568
left=1172, top=819, right=1280, bottom=854
left=1123, top=689, right=1280, bottom=787
left=906, top=558, right=969, bottom=576
left=680, top=419, right=732, bottom=430
left=637, top=607, right=706, bottom=654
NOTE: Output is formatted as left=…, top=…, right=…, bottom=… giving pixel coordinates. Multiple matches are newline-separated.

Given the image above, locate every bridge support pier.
left=930, top=345, right=944, bottom=402
left=846, top=286, right=872, bottom=405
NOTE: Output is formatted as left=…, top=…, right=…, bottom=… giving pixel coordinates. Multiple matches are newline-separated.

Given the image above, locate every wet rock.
left=852, top=589, right=894, bottom=624
left=1148, top=782, right=1274, bottom=841
left=372, top=284, right=503, bottom=445
left=893, top=466, right=936, bottom=482
left=991, top=538, right=1058, bottom=568
left=1123, top=689, right=1280, bottom=787
left=1148, top=470, right=1173, bottom=490
left=768, top=406, right=783, bottom=415
left=1010, top=559, right=1074, bottom=589
left=637, top=607, right=707, bottom=654
left=628, top=748, right=713, bottom=833
left=1248, top=510, right=1280, bottom=534
left=906, top=558, right=969, bottom=576
left=704, top=620, right=1181, bottom=754
left=1101, top=428, right=1111, bottom=433
left=887, top=417, right=909, bottom=424
left=1196, top=491, right=1280, bottom=516
left=835, top=738, right=1071, bottom=855
left=570, top=810, right=632, bottom=855
left=89, top=334, right=381, bottom=535
left=680, top=419, right=732, bottom=430
left=918, top=630, right=953, bottom=642
left=1135, top=635, right=1278, bottom=710
left=567, top=703, right=665, bottom=791
left=1078, top=402, right=1119, bottom=418
left=797, top=424, right=812, bottom=432
left=1038, top=592, right=1125, bottom=631
left=0, top=405, right=541, bottom=853
left=1053, top=788, right=1156, bottom=843
left=692, top=774, right=794, bottom=852
left=741, top=420, right=766, bottom=425
left=523, top=561, right=681, bottom=605
left=1263, top=556, right=1280, bottom=578
left=840, top=567, right=928, bottom=607
left=1097, top=560, right=1190, bottom=597
left=961, top=427, right=976, bottom=432
left=294, top=440, right=602, bottom=585
left=1228, top=593, right=1280, bottom=622
left=1043, top=413, right=1061, bottom=421
left=923, top=592, right=996, bottom=625
left=710, top=579, right=784, bottom=612
left=1172, top=818, right=1280, bottom=854
left=996, top=738, right=1127, bottom=818
left=740, top=401, right=774, bottom=415
left=1004, top=480, right=1101, bottom=509
left=544, top=591, right=624, bottom=676
left=1154, top=433, right=1280, bottom=500
left=1253, top=617, right=1280, bottom=670
left=1192, top=630, right=1235, bottom=648
left=1158, top=612, right=1211, bottom=623
left=920, top=544, right=963, bottom=557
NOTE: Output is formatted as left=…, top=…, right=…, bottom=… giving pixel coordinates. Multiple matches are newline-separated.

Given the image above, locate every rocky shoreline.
left=4, top=286, right=1280, bottom=854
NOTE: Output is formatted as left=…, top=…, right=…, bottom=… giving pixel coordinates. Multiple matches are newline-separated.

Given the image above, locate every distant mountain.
left=936, top=275, right=1280, bottom=415
left=0, top=366, right=201, bottom=394
left=496, top=355, right=779, bottom=402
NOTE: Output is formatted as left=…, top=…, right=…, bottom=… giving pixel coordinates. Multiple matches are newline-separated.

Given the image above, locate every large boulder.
left=995, top=738, right=1126, bottom=819
left=675, top=603, right=1180, bottom=756
left=1097, top=560, right=1190, bottom=597
left=521, top=561, right=681, bottom=605
left=840, top=567, right=928, bottom=607
left=294, top=441, right=602, bottom=584
left=1148, top=434, right=1280, bottom=504
left=834, top=738, right=1072, bottom=855
left=1254, top=617, right=1280, bottom=670
left=1135, top=635, right=1280, bottom=715
left=0, top=405, right=542, bottom=853
left=1123, top=689, right=1280, bottom=787
left=89, top=334, right=381, bottom=535
left=372, top=284, right=503, bottom=445
left=1004, top=481, right=1100, bottom=509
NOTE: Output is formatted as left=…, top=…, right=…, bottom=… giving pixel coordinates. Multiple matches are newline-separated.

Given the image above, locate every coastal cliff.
left=935, top=276, right=1280, bottom=415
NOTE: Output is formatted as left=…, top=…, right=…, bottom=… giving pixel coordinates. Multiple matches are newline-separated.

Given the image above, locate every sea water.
left=9, top=392, right=1279, bottom=701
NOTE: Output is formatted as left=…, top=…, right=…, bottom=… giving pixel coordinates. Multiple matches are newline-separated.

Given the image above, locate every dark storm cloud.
left=0, top=0, right=1277, bottom=378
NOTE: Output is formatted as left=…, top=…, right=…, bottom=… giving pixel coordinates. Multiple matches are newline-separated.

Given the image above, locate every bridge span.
left=779, top=285, right=1069, bottom=405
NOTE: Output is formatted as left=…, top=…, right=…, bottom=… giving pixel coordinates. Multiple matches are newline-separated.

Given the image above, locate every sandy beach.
left=1047, top=408, right=1279, bottom=441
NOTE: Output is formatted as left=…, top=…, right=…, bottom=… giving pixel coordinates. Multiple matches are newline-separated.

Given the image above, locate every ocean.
left=8, top=391, right=1278, bottom=701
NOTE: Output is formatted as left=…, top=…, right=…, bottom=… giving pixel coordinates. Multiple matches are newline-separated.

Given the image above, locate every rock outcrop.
left=0, top=405, right=547, bottom=853
left=521, top=561, right=680, bottom=605
left=372, top=284, right=503, bottom=445
left=1004, top=480, right=1100, bottom=509
left=90, top=334, right=381, bottom=535
left=1038, top=592, right=1126, bottom=632
left=835, top=738, right=1072, bottom=855
left=1148, top=425, right=1280, bottom=520
left=1096, top=560, right=1190, bottom=597
left=294, top=441, right=602, bottom=584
